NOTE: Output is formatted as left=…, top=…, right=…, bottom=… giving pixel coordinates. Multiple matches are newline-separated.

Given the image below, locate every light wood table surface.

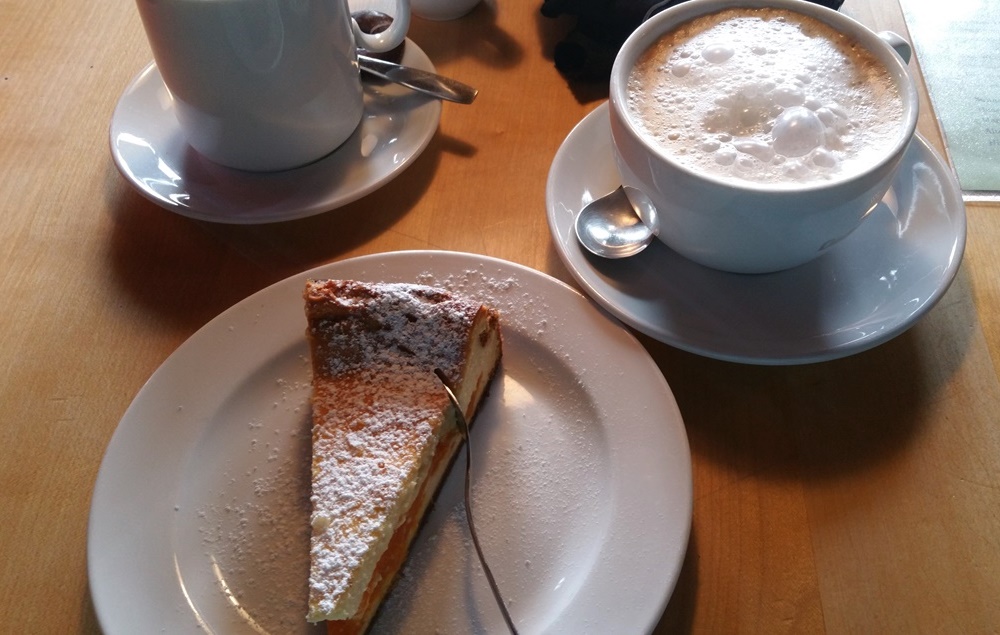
left=2, top=0, right=998, bottom=632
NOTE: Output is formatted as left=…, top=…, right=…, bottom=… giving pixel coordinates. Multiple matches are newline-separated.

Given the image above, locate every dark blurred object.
left=540, top=0, right=846, bottom=81
left=353, top=10, right=406, bottom=63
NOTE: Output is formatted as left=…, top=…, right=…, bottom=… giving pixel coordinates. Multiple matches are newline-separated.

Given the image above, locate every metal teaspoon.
left=358, top=54, right=478, bottom=104
left=574, top=185, right=659, bottom=258
left=434, top=368, right=519, bottom=635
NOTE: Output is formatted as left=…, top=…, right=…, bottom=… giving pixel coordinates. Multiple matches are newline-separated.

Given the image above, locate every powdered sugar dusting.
left=414, top=267, right=558, bottom=341
left=307, top=382, right=441, bottom=620
left=175, top=360, right=321, bottom=634
left=193, top=428, right=313, bottom=632
left=304, top=280, right=495, bottom=621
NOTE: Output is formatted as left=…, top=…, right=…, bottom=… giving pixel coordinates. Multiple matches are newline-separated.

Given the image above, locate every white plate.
left=546, top=102, right=967, bottom=365
left=88, top=250, right=692, bottom=634
left=109, top=41, right=441, bottom=224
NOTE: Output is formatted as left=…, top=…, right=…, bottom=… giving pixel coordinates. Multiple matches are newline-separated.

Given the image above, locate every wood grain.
left=1, top=0, right=997, bottom=632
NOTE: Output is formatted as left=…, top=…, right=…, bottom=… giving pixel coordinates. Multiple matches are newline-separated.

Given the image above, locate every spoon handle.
left=434, top=369, right=519, bottom=635
left=358, top=54, right=478, bottom=104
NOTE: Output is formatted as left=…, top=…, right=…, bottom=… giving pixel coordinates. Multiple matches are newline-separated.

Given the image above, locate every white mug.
left=135, top=0, right=411, bottom=172
left=609, top=0, right=918, bottom=273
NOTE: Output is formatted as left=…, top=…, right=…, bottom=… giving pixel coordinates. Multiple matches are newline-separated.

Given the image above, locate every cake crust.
left=303, top=279, right=502, bottom=631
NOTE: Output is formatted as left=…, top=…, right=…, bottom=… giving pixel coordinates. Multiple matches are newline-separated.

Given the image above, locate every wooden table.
left=2, top=0, right=998, bottom=632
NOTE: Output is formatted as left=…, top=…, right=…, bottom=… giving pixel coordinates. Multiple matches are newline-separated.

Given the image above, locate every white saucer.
left=109, top=41, right=441, bottom=224
left=546, top=103, right=967, bottom=365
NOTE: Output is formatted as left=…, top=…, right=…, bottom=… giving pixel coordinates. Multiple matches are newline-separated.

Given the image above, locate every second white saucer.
left=110, top=40, right=442, bottom=224
left=546, top=103, right=966, bottom=365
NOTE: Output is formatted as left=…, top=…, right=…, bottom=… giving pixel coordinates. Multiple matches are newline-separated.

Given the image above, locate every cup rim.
left=609, top=0, right=920, bottom=194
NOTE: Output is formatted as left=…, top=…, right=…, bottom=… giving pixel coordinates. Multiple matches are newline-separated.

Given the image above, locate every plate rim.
left=87, top=250, right=693, bottom=634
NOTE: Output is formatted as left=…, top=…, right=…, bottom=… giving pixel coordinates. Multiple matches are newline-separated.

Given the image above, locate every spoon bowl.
left=575, top=186, right=657, bottom=258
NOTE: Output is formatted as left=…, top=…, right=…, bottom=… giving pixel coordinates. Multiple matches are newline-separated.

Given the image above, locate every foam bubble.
left=771, top=84, right=805, bottom=107
left=811, top=148, right=839, bottom=168
left=671, top=60, right=692, bottom=77
left=702, top=43, right=735, bottom=63
left=735, top=139, right=775, bottom=162
left=771, top=106, right=824, bottom=157
left=714, top=147, right=737, bottom=165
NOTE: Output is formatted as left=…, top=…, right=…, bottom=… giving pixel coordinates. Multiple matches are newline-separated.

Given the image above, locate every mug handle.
left=878, top=30, right=912, bottom=64
left=351, top=0, right=411, bottom=53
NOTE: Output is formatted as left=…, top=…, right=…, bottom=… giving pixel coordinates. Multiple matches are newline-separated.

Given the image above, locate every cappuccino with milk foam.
left=627, top=8, right=904, bottom=185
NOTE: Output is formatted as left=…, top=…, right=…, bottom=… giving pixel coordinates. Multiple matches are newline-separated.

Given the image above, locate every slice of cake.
left=303, top=279, right=503, bottom=633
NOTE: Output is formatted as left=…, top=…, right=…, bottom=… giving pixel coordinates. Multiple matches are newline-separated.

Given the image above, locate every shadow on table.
left=80, top=586, right=101, bottom=634
left=100, top=129, right=458, bottom=330
left=408, top=1, right=524, bottom=70
left=653, top=527, right=699, bottom=634
left=638, top=263, right=975, bottom=482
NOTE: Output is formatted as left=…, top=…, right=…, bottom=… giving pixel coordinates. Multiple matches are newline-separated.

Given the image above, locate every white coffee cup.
left=135, top=0, right=411, bottom=172
left=609, top=0, right=918, bottom=273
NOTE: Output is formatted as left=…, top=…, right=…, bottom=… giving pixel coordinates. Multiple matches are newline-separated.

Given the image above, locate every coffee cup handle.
left=351, top=0, right=411, bottom=53
left=877, top=31, right=912, bottom=64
